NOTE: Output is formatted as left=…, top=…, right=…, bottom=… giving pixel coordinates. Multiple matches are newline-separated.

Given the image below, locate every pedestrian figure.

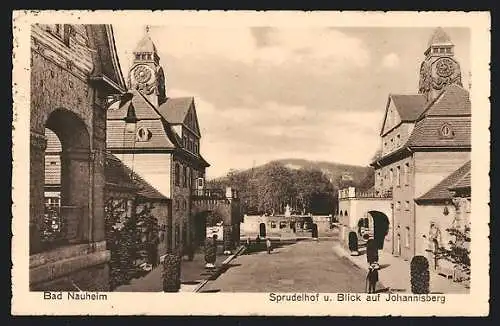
left=246, top=237, right=251, bottom=247
left=266, top=238, right=272, bottom=254
left=366, top=264, right=379, bottom=293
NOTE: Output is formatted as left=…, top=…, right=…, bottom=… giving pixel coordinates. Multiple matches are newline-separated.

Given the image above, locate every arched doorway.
left=38, top=108, right=91, bottom=250
left=367, top=211, right=390, bottom=250
left=259, top=223, right=266, bottom=238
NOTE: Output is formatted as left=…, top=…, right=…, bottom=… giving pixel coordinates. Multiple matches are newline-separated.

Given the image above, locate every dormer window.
left=136, top=127, right=152, bottom=142
left=440, top=123, right=454, bottom=139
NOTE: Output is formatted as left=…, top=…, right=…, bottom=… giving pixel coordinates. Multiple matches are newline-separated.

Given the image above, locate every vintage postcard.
left=11, top=10, right=490, bottom=316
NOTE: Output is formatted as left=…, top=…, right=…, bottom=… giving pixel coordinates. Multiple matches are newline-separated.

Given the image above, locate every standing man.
left=366, top=263, right=379, bottom=293
left=266, top=238, right=272, bottom=254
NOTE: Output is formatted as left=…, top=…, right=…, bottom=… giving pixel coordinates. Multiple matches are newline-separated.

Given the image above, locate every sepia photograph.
left=12, top=10, right=490, bottom=316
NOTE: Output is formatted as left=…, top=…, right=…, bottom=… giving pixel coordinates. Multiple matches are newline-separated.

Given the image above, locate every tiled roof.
left=106, top=120, right=175, bottom=149
left=157, top=97, right=194, bottom=124
left=107, top=119, right=175, bottom=149
left=105, top=153, right=168, bottom=200
left=45, top=128, right=62, bottom=152
left=406, top=117, right=471, bottom=148
left=419, top=85, right=470, bottom=118
left=449, top=171, right=471, bottom=190
left=416, top=160, right=471, bottom=202
left=390, top=94, right=427, bottom=121
left=105, top=152, right=137, bottom=191
left=107, top=90, right=161, bottom=120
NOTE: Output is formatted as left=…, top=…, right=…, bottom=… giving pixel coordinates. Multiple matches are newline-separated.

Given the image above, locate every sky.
left=112, top=25, right=470, bottom=179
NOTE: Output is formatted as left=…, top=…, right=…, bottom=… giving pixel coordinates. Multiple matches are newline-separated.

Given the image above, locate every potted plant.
left=162, top=249, right=181, bottom=292
left=348, top=231, right=359, bottom=256
left=205, top=238, right=217, bottom=268
left=410, top=255, right=430, bottom=294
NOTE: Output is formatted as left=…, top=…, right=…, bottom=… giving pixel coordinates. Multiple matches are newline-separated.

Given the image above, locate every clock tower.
left=127, top=26, right=167, bottom=107
left=418, top=27, right=463, bottom=102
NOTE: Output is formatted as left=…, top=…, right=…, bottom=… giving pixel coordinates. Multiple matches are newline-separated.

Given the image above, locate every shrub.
left=348, top=231, right=358, bottom=252
left=162, top=251, right=181, bottom=292
left=410, top=255, right=430, bottom=294
left=205, top=238, right=217, bottom=265
left=366, top=239, right=379, bottom=264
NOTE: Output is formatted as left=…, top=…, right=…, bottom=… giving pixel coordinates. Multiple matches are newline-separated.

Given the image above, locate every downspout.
left=408, top=146, right=416, bottom=257
left=88, top=89, right=96, bottom=250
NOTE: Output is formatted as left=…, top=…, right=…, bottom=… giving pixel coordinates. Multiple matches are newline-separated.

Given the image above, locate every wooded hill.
left=207, top=159, right=374, bottom=216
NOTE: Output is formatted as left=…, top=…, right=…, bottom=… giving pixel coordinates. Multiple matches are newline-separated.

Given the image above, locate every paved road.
left=201, top=239, right=368, bottom=293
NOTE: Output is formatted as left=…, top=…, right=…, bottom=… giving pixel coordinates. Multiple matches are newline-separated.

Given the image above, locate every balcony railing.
left=192, top=188, right=225, bottom=199
left=339, top=187, right=393, bottom=199
left=355, top=189, right=393, bottom=199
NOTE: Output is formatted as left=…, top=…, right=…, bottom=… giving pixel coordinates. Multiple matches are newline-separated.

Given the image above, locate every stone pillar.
left=60, top=149, right=91, bottom=242
left=30, top=131, right=47, bottom=254
left=233, top=223, right=240, bottom=248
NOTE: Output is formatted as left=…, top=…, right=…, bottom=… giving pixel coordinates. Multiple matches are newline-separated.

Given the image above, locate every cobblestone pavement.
left=200, top=239, right=368, bottom=293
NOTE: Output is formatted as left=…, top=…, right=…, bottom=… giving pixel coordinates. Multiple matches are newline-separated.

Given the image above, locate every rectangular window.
left=279, top=221, right=287, bottom=229
left=396, top=166, right=401, bottom=187
left=389, top=168, right=394, bottom=185
left=182, top=166, right=187, bottom=187
left=404, top=227, right=410, bottom=247
left=174, top=164, right=180, bottom=186
left=404, top=163, right=410, bottom=185
left=396, top=134, right=401, bottom=146
left=271, top=222, right=276, bottom=229
left=405, top=201, right=410, bottom=211
left=396, top=201, right=401, bottom=210
left=446, top=47, right=451, bottom=53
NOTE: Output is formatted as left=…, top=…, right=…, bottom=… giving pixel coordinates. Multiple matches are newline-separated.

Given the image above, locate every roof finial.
left=145, top=25, right=150, bottom=34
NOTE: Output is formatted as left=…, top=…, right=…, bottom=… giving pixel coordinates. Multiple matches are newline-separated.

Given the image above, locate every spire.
left=425, top=27, right=454, bottom=56
left=427, top=27, right=453, bottom=47
left=132, top=25, right=158, bottom=62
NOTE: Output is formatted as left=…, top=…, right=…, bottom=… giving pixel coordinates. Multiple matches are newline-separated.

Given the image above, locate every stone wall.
left=29, top=24, right=124, bottom=291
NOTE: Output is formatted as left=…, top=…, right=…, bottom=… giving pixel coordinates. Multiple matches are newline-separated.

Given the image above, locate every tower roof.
left=134, top=34, right=157, bottom=53
left=427, top=27, right=453, bottom=47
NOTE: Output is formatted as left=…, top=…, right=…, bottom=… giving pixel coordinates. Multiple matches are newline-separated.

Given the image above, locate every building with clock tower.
left=107, top=28, right=212, bottom=255
left=339, top=28, right=471, bottom=273
left=418, top=27, right=463, bottom=102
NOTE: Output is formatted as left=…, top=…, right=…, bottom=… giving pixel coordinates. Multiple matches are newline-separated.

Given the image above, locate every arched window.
left=174, top=163, right=180, bottom=186
left=340, top=211, right=343, bottom=216
left=182, top=199, right=187, bottom=210
left=345, top=210, right=348, bottom=216
left=182, top=166, right=187, bottom=187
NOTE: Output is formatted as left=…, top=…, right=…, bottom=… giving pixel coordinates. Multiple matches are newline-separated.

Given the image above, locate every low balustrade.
left=39, top=205, right=84, bottom=250
left=339, top=188, right=393, bottom=199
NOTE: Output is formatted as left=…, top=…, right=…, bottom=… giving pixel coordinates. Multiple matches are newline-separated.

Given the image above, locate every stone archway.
left=36, top=108, right=91, bottom=251
left=367, top=210, right=390, bottom=250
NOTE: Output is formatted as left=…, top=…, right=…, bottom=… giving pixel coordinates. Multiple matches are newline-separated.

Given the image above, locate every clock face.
left=133, top=65, right=154, bottom=84
left=435, top=58, right=455, bottom=78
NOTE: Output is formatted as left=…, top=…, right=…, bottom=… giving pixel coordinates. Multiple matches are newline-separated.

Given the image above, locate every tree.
left=206, top=210, right=224, bottom=227
left=436, top=224, right=471, bottom=282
